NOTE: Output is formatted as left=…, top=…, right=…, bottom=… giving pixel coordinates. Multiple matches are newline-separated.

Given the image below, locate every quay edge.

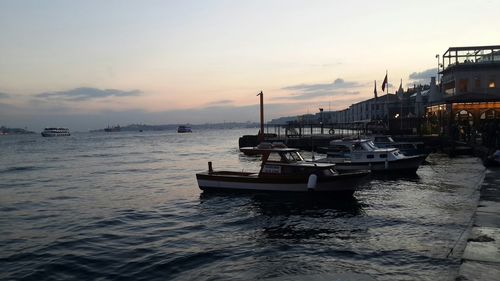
left=456, top=166, right=500, bottom=281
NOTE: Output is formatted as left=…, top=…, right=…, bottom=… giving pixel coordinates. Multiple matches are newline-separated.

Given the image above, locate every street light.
left=319, top=108, right=324, bottom=134
left=436, top=54, right=440, bottom=84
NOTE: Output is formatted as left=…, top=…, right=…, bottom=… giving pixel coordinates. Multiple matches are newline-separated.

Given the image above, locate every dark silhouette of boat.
left=104, top=125, right=121, bottom=132
left=177, top=125, right=192, bottom=133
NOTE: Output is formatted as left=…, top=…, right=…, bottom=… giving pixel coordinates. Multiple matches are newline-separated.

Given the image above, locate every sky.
left=1, top=0, right=499, bottom=131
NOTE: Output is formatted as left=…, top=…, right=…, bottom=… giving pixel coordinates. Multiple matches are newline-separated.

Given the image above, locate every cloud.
left=321, top=62, right=342, bottom=67
left=408, top=68, right=438, bottom=85
left=275, top=90, right=361, bottom=100
left=34, top=87, right=142, bottom=101
left=283, top=78, right=361, bottom=92
left=205, top=99, right=233, bottom=106
left=0, top=92, right=10, bottom=98
left=280, top=78, right=363, bottom=100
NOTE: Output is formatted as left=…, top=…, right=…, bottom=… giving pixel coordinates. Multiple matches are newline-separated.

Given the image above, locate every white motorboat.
left=196, top=143, right=369, bottom=195
left=41, top=128, right=70, bottom=137
left=369, top=135, right=428, bottom=157
left=316, top=139, right=425, bottom=173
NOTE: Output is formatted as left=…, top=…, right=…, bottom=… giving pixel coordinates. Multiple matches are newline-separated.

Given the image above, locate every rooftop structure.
left=437, top=45, right=500, bottom=99
left=441, top=45, right=500, bottom=72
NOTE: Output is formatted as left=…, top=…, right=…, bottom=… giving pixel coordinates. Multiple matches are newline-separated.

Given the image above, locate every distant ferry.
left=41, top=128, right=71, bottom=137
left=177, top=125, right=192, bottom=133
left=104, top=125, right=121, bottom=132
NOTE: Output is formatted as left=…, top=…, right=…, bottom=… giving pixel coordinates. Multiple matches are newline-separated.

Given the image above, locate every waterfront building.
left=426, top=45, right=500, bottom=136
left=269, top=45, right=499, bottom=139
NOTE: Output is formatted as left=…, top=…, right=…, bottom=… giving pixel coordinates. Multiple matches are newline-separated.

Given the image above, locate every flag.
left=374, top=80, right=378, bottom=99
left=381, top=73, right=388, bottom=92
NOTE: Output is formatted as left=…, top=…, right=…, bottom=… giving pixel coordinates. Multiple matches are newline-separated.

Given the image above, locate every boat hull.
left=322, top=155, right=426, bottom=173
left=196, top=171, right=369, bottom=193
left=41, top=132, right=71, bottom=137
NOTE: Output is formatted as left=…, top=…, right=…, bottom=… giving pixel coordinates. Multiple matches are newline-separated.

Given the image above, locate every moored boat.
left=196, top=143, right=369, bottom=194
left=41, top=128, right=70, bottom=137
left=369, top=135, right=428, bottom=157
left=316, top=138, right=426, bottom=173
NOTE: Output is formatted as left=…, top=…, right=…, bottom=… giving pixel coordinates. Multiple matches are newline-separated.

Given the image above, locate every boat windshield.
left=374, top=136, right=391, bottom=143
left=283, top=151, right=304, bottom=162
left=267, top=151, right=304, bottom=163
left=363, top=141, right=378, bottom=151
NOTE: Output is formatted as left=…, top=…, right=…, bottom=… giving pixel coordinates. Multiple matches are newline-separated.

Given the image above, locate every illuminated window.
left=489, top=81, right=496, bottom=88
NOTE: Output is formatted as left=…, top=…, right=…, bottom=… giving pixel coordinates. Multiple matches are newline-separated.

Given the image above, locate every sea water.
left=0, top=129, right=485, bottom=280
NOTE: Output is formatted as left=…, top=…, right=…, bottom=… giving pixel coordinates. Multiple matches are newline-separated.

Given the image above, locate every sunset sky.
left=1, top=0, right=499, bottom=131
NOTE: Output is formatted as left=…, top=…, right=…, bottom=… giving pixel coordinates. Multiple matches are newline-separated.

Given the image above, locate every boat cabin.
left=326, top=139, right=403, bottom=161
left=366, top=135, right=425, bottom=156
left=240, top=143, right=337, bottom=178
left=373, top=135, right=395, bottom=143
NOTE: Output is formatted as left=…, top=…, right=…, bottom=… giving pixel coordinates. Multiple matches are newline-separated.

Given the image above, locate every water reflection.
left=200, top=192, right=365, bottom=215
left=249, top=193, right=365, bottom=216
left=368, top=172, right=422, bottom=183
left=199, top=192, right=366, bottom=241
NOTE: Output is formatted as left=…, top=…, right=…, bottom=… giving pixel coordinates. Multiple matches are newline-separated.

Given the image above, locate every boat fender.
left=307, top=174, right=317, bottom=190
left=329, top=128, right=335, bottom=135
left=384, top=158, right=388, bottom=169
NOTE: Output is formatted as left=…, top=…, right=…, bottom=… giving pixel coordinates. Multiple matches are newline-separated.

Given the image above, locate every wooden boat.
left=196, top=143, right=369, bottom=194
left=316, top=139, right=426, bottom=174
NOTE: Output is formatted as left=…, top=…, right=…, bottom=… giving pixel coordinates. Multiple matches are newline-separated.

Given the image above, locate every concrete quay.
left=457, top=166, right=500, bottom=281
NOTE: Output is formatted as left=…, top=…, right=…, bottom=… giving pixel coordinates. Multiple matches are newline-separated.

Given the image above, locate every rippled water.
left=0, top=129, right=485, bottom=280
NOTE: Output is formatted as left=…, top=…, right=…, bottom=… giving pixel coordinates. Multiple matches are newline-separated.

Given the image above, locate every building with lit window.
left=426, top=45, right=500, bottom=135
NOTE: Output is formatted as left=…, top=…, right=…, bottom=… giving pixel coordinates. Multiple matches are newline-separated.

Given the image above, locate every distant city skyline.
left=1, top=0, right=499, bottom=131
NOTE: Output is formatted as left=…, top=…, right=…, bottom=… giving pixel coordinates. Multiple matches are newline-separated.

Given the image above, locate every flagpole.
left=376, top=80, right=379, bottom=121
left=385, top=70, right=388, bottom=127
left=400, top=79, right=403, bottom=131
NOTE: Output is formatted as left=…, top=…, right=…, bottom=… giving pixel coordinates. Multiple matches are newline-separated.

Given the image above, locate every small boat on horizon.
left=196, top=143, right=369, bottom=195
left=41, top=127, right=71, bottom=137
left=104, top=125, right=121, bottom=132
left=177, top=125, right=192, bottom=133
left=316, top=138, right=426, bottom=174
